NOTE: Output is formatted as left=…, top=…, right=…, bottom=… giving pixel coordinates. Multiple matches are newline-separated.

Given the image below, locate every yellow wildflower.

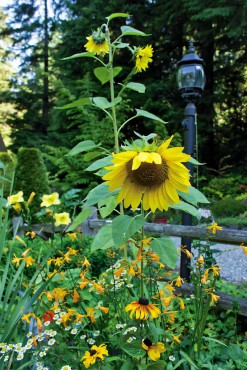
left=125, top=297, right=161, bottom=320
left=41, top=192, right=60, bottom=208
left=23, top=255, right=35, bottom=267
left=6, top=191, right=24, bottom=206
left=210, top=292, right=220, bottom=304
left=142, top=338, right=165, bottom=361
left=241, top=243, right=247, bottom=256
left=54, top=212, right=71, bottom=227
left=207, top=222, right=223, bottom=234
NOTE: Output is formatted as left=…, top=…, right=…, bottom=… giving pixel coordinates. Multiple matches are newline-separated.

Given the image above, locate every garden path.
left=172, top=237, right=247, bottom=284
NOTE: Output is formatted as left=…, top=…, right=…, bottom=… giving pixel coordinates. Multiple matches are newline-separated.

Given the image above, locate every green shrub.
left=0, top=152, right=16, bottom=196
left=14, top=148, right=50, bottom=215
left=202, top=174, right=247, bottom=201
left=211, top=198, right=247, bottom=218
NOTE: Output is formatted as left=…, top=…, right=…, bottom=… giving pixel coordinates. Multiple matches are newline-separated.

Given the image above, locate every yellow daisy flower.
left=125, top=297, right=161, bottom=320
left=41, top=192, right=60, bottom=208
left=85, top=29, right=109, bottom=56
left=135, top=45, right=153, bottom=72
left=6, top=191, right=24, bottom=206
left=54, top=212, right=71, bottom=227
left=81, top=344, right=108, bottom=368
left=207, top=222, right=223, bottom=234
left=103, top=135, right=190, bottom=212
left=210, top=292, right=220, bottom=304
left=142, top=338, right=165, bottom=361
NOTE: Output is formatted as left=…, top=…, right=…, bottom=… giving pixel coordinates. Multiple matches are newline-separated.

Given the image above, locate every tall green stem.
left=106, top=27, right=119, bottom=154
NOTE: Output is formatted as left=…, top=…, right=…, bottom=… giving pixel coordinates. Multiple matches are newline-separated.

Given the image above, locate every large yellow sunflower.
left=142, top=338, right=166, bottom=361
left=102, top=135, right=190, bottom=212
left=135, top=45, right=153, bottom=72
left=85, top=29, right=109, bottom=56
left=125, top=297, right=161, bottom=320
left=81, top=344, right=108, bottom=368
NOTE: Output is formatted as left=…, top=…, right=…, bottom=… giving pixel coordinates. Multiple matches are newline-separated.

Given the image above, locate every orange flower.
left=210, top=292, right=220, bottom=304
left=73, top=288, right=80, bottom=303
left=197, top=255, right=204, bottom=264
left=86, top=307, right=96, bottom=323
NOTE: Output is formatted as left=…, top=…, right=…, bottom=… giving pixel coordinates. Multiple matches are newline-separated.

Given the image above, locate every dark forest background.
left=0, top=0, right=246, bottom=198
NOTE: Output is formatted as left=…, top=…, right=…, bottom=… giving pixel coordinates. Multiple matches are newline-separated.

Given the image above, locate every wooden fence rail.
left=84, top=217, right=247, bottom=245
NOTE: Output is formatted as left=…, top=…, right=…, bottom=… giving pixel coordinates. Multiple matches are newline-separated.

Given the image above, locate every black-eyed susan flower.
left=81, top=344, right=108, bottom=368
left=135, top=45, right=153, bottom=72
left=85, top=29, right=109, bottom=56
left=54, top=212, right=71, bottom=227
left=41, top=192, right=60, bottom=208
left=103, top=135, right=190, bottom=213
left=142, top=338, right=165, bottom=361
left=125, top=297, right=161, bottom=320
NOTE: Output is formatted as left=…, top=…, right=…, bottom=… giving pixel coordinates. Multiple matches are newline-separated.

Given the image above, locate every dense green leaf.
left=170, top=201, right=201, bottom=217
left=98, top=195, right=117, bottom=218
left=92, top=96, right=122, bottom=109
left=189, top=158, right=206, bottom=165
left=120, top=26, right=150, bottom=37
left=180, top=350, right=199, bottom=369
left=125, top=82, right=146, bottom=93
left=62, top=52, right=95, bottom=60
left=67, top=140, right=100, bottom=156
left=66, top=208, right=94, bottom=232
left=91, top=224, right=115, bottom=252
left=150, top=237, right=178, bottom=269
left=56, top=98, right=92, bottom=110
left=135, top=109, right=166, bottom=123
left=179, top=186, right=210, bottom=206
left=83, top=151, right=103, bottom=161
left=85, top=155, right=112, bottom=172
left=94, top=66, right=122, bottom=84
left=112, top=215, right=145, bottom=247
left=84, top=183, right=118, bottom=207
left=107, top=13, right=129, bottom=21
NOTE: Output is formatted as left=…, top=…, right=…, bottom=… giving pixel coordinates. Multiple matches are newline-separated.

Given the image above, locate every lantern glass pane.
left=177, top=64, right=205, bottom=91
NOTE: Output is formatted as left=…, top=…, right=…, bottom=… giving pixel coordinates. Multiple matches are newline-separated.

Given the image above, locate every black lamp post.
left=177, top=41, right=205, bottom=281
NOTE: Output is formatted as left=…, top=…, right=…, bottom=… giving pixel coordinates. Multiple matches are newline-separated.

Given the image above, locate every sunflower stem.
left=105, top=27, right=119, bottom=155
left=140, top=201, right=145, bottom=297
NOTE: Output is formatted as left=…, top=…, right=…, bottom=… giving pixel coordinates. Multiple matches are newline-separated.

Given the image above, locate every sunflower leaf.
left=66, top=208, right=93, bottom=232
left=120, top=26, right=150, bottom=37
left=91, top=224, right=115, bottom=252
left=94, top=66, right=122, bottom=85
left=112, top=215, right=146, bottom=248
left=84, top=183, right=118, bottom=207
left=85, top=155, right=112, bottom=172
left=179, top=186, right=210, bottom=206
left=189, top=157, right=206, bottom=165
left=125, top=82, right=146, bottom=93
left=150, top=237, right=178, bottom=269
left=170, top=201, right=201, bottom=217
left=62, top=52, right=95, bottom=60
left=135, top=109, right=167, bottom=123
left=57, top=98, right=93, bottom=110
left=67, top=140, right=100, bottom=156
left=107, top=13, right=129, bottom=21
left=92, top=96, right=122, bottom=109
left=98, top=195, right=118, bottom=218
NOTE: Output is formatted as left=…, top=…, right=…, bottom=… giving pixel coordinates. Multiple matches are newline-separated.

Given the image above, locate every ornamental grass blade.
left=180, top=350, right=199, bottom=370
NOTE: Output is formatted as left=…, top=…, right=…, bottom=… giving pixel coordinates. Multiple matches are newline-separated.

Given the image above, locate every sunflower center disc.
left=127, top=159, right=169, bottom=187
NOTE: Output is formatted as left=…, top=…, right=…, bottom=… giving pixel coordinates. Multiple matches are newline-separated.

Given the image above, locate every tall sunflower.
left=85, top=29, right=109, bottom=56
left=125, top=297, right=161, bottom=320
left=102, top=135, right=190, bottom=212
left=135, top=45, right=153, bottom=72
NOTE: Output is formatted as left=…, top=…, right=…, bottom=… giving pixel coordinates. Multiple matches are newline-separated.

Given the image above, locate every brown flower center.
left=143, top=338, right=152, bottom=347
left=138, top=297, right=149, bottom=305
left=127, top=158, right=169, bottom=187
left=90, top=349, right=97, bottom=356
